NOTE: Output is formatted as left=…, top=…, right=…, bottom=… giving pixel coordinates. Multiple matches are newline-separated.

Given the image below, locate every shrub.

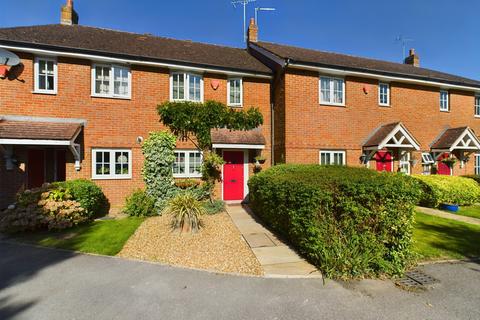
left=123, top=189, right=156, bottom=217
left=142, top=131, right=179, bottom=212
left=53, top=179, right=109, bottom=218
left=203, top=200, right=225, bottom=215
left=462, top=175, right=480, bottom=184
left=413, top=175, right=480, bottom=207
left=175, top=179, right=201, bottom=189
left=248, top=165, right=421, bottom=279
left=162, top=192, right=207, bottom=233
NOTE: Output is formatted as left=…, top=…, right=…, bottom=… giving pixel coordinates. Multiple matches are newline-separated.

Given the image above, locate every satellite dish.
left=0, top=48, right=21, bottom=66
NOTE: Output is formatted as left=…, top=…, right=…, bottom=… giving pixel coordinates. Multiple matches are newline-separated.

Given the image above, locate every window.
left=319, top=150, right=346, bottom=165
left=399, top=151, right=411, bottom=174
left=228, top=78, right=243, bottom=106
left=92, top=64, right=131, bottom=98
left=475, top=95, right=480, bottom=117
left=320, top=76, right=345, bottom=105
left=379, top=83, right=390, bottom=106
left=173, top=150, right=202, bottom=178
left=440, top=90, right=449, bottom=111
left=476, top=154, right=480, bottom=175
left=34, top=57, right=57, bottom=94
left=92, top=149, right=132, bottom=179
left=170, top=72, right=203, bottom=102
left=421, top=152, right=435, bottom=175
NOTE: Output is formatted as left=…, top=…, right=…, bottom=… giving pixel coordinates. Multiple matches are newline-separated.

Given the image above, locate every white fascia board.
left=0, top=138, right=71, bottom=145
left=288, top=63, right=480, bottom=93
left=212, top=143, right=265, bottom=149
left=0, top=44, right=272, bottom=79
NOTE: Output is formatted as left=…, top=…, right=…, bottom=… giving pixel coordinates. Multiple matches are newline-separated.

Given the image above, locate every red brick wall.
left=0, top=52, right=271, bottom=209
left=275, top=68, right=479, bottom=175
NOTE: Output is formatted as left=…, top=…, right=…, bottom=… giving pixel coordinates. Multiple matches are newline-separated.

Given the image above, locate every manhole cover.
left=396, top=269, right=438, bottom=289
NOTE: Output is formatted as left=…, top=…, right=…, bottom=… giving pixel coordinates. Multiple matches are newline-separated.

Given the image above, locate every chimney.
left=404, top=48, right=420, bottom=67
left=248, top=18, right=258, bottom=43
left=61, top=0, right=79, bottom=25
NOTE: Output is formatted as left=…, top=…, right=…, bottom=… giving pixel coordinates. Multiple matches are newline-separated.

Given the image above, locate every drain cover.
left=396, top=269, right=439, bottom=288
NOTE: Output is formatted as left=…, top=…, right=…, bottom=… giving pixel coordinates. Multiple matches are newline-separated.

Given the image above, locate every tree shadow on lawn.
left=0, top=240, right=77, bottom=319
left=414, top=219, right=480, bottom=261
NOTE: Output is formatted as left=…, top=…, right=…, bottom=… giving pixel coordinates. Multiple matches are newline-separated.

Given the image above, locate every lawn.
left=413, top=212, right=480, bottom=261
left=448, top=205, right=480, bottom=220
left=14, top=217, right=145, bottom=256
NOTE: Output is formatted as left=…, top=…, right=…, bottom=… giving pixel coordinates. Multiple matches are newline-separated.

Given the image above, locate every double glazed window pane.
left=173, top=152, right=186, bottom=174
left=320, top=78, right=331, bottom=103
left=95, top=66, right=111, bottom=94
left=229, top=79, right=241, bottom=105
left=172, top=73, right=202, bottom=102
left=114, top=67, right=129, bottom=96
left=333, top=79, right=343, bottom=103
left=38, top=59, right=55, bottom=91
left=189, top=75, right=201, bottom=101
left=379, top=84, right=389, bottom=105
left=440, top=91, right=449, bottom=110
left=321, top=151, right=345, bottom=165
left=475, top=97, right=480, bottom=116
left=115, top=151, right=129, bottom=175
left=320, top=77, right=343, bottom=104
left=173, top=73, right=185, bottom=100
left=189, top=152, right=202, bottom=174
left=95, top=151, right=110, bottom=175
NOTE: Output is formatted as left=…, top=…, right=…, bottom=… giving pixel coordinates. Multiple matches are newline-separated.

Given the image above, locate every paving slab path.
left=226, top=205, right=321, bottom=278
left=417, top=206, right=480, bottom=226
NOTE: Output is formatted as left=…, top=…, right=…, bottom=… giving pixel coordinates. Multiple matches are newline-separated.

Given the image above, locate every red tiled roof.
left=431, top=127, right=469, bottom=150
left=211, top=128, right=266, bottom=145
left=363, top=122, right=400, bottom=148
left=0, top=120, right=81, bottom=140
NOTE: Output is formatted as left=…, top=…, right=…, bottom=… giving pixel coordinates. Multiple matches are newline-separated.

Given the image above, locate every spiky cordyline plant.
left=162, top=192, right=207, bottom=234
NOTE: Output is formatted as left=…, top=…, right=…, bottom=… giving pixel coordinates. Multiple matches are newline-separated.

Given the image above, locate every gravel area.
left=118, top=212, right=263, bottom=276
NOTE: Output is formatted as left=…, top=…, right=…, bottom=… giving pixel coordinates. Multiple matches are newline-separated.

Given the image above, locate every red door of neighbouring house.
left=223, top=151, right=244, bottom=201
left=27, top=149, right=45, bottom=188
left=437, top=153, right=452, bottom=175
left=375, top=151, right=393, bottom=172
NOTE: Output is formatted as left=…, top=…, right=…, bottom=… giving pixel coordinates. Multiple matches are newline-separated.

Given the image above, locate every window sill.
left=440, top=110, right=450, bottom=113
left=170, top=99, right=204, bottom=103
left=474, top=115, right=480, bottom=118
left=379, top=104, right=390, bottom=107
left=91, top=94, right=131, bottom=100
left=228, top=104, right=243, bottom=108
left=92, top=176, right=132, bottom=180
left=320, top=103, right=346, bottom=107
left=32, top=90, right=57, bottom=95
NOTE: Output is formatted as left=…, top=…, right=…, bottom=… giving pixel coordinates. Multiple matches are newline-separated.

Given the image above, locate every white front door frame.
left=221, top=149, right=249, bottom=202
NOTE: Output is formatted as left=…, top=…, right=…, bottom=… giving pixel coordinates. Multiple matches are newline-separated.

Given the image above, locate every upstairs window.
left=228, top=78, right=243, bottom=107
left=320, top=76, right=345, bottom=105
left=170, top=72, right=203, bottom=102
left=92, top=149, right=132, bottom=179
left=173, top=150, right=202, bottom=178
left=440, top=90, right=449, bottom=112
left=475, top=95, right=480, bottom=117
left=34, top=57, right=57, bottom=94
left=379, top=83, right=390, bottom=106
left=92, top=64, right=131, bottom=99
left=320, top=150, right=345, bottom=165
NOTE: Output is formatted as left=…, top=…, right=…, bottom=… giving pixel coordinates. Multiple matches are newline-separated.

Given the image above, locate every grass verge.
left=449, top=205, right=480, bottom=220
left=413, top=212, right=480, bottom=261
left=13, top=217, right=145, bottom=256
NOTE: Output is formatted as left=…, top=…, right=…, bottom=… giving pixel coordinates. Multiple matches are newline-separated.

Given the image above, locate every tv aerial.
left=231, top=0, right=256, bottom=43
left=395, top=35, right=414, bottom=61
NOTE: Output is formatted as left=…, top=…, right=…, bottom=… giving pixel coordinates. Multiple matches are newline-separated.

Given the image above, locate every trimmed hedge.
left=413, top=175, right=480, bottom=207
left=462, top=175, right=480, bottom=184
left=248, top=165, right=421, bottom=279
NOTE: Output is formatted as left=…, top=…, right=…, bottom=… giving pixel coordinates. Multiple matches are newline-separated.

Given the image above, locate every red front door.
left=223, top=151, right=244, bottom=201
left=437, top=153, right=452, bottom=175
left=375, top=151, right=393, bottom=172
left=27, top=149, right=45, bottom=189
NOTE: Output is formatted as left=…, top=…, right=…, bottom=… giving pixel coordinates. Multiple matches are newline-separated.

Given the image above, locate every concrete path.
left=1, top=241, right=480, bottom=320
left=417, top=206, right=480, bottom=226
left=226, top=205, right=321, bottom=278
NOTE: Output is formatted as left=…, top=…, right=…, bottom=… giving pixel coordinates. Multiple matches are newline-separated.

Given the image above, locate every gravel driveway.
left=1, top=241, right=479, bottom=320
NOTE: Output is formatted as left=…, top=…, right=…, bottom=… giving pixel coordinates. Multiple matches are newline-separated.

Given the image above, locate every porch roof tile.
left=211, top=128, right=266, bottom=146
left=431, top=127, right=469, bottom=150
left=0, top=119, right=81, bottom=141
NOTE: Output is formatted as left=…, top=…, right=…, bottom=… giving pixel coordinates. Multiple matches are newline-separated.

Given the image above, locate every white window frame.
left=421, top=152, right=434, bottom=175
left=319, top=150, right=346, bottom=165
left=173, top=150, right=203, bottom=178
left=227, top=78, right=243, bottom=107
left=475, top=154, right=480, bottom=175
left=34, top=56, right=58, bottom=94
left=475, top=95, right=480, bottom=117
left=399, top=151, right=411, bottom=175
left=169, top=72, right=204, bottom=102
left=91, top=148, right=132, bottom=180
left=378, top=82, right=390, bottom=106
left=319, top=76, right=345, bottom=106
left=91, top=64, right=132, bottom=99
left=440, top=90, right=449, bottom=112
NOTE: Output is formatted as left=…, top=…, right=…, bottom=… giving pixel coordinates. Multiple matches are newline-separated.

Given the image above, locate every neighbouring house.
left=0, top=1, right=272, bottom=209
left=247, top=19, right=480, bottom=176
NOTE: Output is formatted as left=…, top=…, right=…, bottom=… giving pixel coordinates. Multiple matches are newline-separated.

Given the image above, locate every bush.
left=462, top=175, right=480, bottom=184
left=248, top=165, right=421, bottom=279
left=53, top=179, right=109, bottom=218
left=413, top=175, right=480, bottom=207
left=162, top=192, right=207, bottom=233
left=203, top=200, right=225, bottom=215
left=123, top=189, right=156, bottom=217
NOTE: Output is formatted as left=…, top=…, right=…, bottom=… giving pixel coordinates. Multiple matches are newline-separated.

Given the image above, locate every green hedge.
left=413, top=175, right=480, bottom=207
left=462, top=175, right=480, bottom=184
left=123, top=189, right=156, bottom=217
left=248, top=165, right=421, bottom=279
left=53, top=179, right=109, bottom=218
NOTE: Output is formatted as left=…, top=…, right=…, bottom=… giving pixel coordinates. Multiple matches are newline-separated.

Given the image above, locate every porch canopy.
left=363, top=122, right=421, bottom=152
left=430, top=127, right=480, bottom=153
left=211, top=128, right=265, bottom=149
left=0, top=116, right=84, bottom=170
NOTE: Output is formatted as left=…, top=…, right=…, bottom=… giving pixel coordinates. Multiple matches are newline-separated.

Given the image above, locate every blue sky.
left=3, top=0, right=479, bottom=80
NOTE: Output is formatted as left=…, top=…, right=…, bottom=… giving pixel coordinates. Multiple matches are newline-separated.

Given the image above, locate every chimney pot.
left=404, top=48, right=420, bottom=67
left=61, top=0, right=79, bottom=25
left=248, top=18, right=258, bottom=43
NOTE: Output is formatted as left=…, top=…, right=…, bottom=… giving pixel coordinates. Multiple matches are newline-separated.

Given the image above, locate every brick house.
left=0, top=1, right=272, bottom=209
left=247, top=20, right=480, bottom=176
